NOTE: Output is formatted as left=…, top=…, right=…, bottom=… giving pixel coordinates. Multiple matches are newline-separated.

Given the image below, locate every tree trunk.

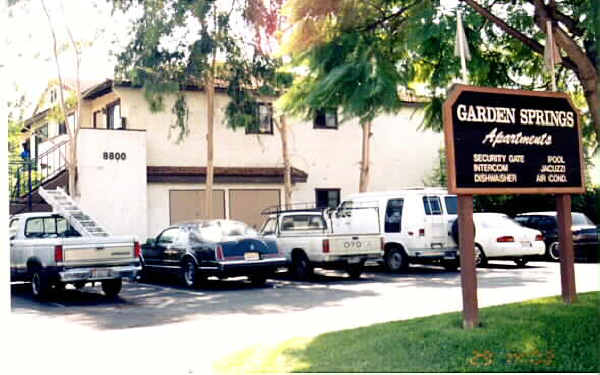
left=205, top=71, right=215, bottom=220
left=278, top=115, right=292, bottom=209
left=42, top=0, right=77, bottom=196
left=359, top=121, right=372, bottom=192
left=64, top=3, right=81, bottom=197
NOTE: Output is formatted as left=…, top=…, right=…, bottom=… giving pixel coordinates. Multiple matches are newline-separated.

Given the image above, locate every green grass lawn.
left=215, top=292, right=600, bottom=373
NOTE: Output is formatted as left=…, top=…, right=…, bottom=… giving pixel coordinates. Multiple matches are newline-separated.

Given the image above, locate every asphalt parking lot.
left=7, top=260, right=600, bottom=375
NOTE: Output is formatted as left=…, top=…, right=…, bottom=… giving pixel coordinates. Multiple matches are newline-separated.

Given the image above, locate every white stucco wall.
left=76, top=128, right=148, bottom=240
left=80, top=87, right=443, bottom=240
left=107, top=88, right=442, bottom=199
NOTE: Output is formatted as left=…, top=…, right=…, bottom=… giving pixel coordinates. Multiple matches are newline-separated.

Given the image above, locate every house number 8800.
left=103, top=152, right=126, bottom=161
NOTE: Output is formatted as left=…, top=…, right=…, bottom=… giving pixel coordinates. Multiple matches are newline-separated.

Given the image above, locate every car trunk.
left=220, top=238, right=279, bottom=260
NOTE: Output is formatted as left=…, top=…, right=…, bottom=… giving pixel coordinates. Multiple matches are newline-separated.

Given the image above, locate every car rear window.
left=423, top=196, right=442, bottom=215
left=281, top=215, right=326, bottom=231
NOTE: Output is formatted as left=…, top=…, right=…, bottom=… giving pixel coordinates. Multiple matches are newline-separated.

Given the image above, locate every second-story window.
left=35, top=123, right=49, bottom=141
left=93, top=110, right=102, bottom=129
left=107, top=100, right=124, bottom=129
left=313, top=108, right=338, bottom=129
left=247, top=103, right=273, bottom=134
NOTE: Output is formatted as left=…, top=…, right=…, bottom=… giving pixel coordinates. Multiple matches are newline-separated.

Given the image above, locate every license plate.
left=91, top=269, right=110, bottom=278
left=347, top=257, right=361, bottom=264
left=244, top=252, right=260, bottom=261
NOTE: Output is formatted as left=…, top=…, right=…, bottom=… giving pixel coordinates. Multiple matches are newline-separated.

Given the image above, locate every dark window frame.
left=106, top=99, right=124, bottom=130
left=384, top=198, right=404, bottom=233
left=315, top=188, right=341, bottom=209
left=93, top=110, right=102, bottom=129
left=246, top=102, right=274, bottom=135
left=313, top=108, right=338, bottom=129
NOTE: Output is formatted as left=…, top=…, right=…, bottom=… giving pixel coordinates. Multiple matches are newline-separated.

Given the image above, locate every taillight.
left=54, top=245, right=63, bottom=263
left=535, top=234, right=544, bottom=241
left=134, top=241, right=141, bottom=258
left=216, top=245, right=225, bottom=261
left=419, top=228, right=425, bottom=237
left=496, top=236, right=514, bottom=243
left=322, top=239, right=330, bottom=253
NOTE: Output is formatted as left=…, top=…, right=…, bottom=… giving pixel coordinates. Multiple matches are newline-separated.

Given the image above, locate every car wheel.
left=442, top=259, right=459, bottom=272
left=138, top=261, right=151, bottom=282
left=291, top=253, right=313, bottom=280
left=101, top=278, right=122, bottom=298
left=384, top=248, right=408, bottom=272
left=474, top=245, right=487, bottom=267
left=249, top=275, right=267, bottom=286
left=182, top=258, right=199, bottom=288
left=31, top=270, right=50, bottom=299
left=347, top=262, right=364, bottom=279
left=548, top=242, right=560, bottom=261
left=515, top=258, right=528, bottom=267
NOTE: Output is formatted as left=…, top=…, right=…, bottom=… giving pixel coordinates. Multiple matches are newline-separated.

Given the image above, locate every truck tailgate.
left=328, top=235, right=381, bottom=255
left=61, top=236, right=136, bottom=266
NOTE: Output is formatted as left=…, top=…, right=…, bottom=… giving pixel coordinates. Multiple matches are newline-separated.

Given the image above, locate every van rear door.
left=423, top=196, right=446, bottom=249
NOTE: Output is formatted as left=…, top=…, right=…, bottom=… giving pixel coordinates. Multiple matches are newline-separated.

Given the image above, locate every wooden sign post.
left=443, top=85, right=585, bottom=328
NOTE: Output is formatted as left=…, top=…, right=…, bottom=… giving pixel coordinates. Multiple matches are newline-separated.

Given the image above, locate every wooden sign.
left=444, top=85, right=585, bottom=195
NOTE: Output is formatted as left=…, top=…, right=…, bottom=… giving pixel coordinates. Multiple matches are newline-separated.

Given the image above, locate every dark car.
left=514, top=212, right=600, bottom=261
left=140, top=220, right=286, bottom=287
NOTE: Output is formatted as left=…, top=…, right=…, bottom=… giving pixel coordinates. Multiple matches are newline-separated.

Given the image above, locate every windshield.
left=190, top=220, right=258, bottom=242
left=572, top=213, right=594, bottom=226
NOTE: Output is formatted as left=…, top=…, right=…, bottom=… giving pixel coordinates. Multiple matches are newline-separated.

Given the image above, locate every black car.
left=140, top=220, right=286, bottom=287
left=514, top=212, right=600, bottom=261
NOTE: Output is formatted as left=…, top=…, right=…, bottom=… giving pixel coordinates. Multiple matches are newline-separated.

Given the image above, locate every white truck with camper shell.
left=337, top=188, right=459, bottom=272
left=9, top=187, right=140, bottom=299
left=260, top=203, right=384, bottom=279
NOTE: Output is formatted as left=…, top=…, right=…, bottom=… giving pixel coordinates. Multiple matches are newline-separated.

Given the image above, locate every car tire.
left=474, top=245, right=487, bottom=267
left=249, top=275, right=267, bottom=286
left=31, top=269, right=50, bottom=299
left=548, top=242, right=560, bottom=261
left=515, top=258, right=528, bottom=267
left=138, top=261, right=151, bottom=282
left=182, top=258, right=200, bottom=288
left=442, top=259, right=459, bottom=271
left=347, top=262, right=364, bottom=279
left=101, top=278, right=122, bottom=298
left=291, top=253, right=313, bottom=280
left=384, top=247, right=408, bottom=272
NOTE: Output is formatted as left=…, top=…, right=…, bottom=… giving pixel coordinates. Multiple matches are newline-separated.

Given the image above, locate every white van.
left=338, top=188, right=459, bottom=272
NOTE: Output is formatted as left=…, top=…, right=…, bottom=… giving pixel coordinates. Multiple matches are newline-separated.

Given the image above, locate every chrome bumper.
left=59, top=265, right=141, bottom=282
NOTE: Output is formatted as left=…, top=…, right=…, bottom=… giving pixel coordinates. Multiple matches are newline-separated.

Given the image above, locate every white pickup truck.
left=260, top=206, right=383, bottom=280
left=9, top=212, right=140, bottom=299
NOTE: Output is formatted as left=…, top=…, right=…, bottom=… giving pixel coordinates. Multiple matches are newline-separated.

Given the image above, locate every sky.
left=2, top=0, right=139, bottom=117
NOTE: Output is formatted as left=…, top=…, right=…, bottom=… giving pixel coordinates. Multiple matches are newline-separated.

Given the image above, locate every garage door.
left=229, top=189, right=280, bottom=229
left=169, top=190, right=225, bottom=224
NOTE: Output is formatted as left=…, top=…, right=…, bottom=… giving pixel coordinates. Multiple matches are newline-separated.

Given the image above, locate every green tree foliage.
left=281, top=0, right=599, bottom=150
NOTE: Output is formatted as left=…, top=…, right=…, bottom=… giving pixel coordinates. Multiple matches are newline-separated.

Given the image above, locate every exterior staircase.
left=9, top=139, right=69, bottom=215
left=39, top=186, right=110, bottom=237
